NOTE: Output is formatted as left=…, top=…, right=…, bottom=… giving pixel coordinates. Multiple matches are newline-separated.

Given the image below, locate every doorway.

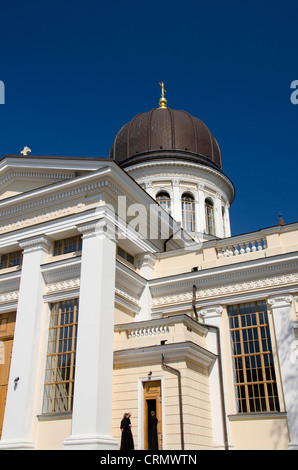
left=143, top=380, right=163, bottom=450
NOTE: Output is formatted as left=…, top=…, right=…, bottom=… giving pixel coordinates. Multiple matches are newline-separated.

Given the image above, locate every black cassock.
left=120, top=417, right=134, bottom=450
left=148, top=415, right=158, bottom=450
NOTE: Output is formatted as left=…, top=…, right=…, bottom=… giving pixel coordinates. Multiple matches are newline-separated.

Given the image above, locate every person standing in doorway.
left=120, top=412, right=134, bottom=450
left=148, top=410, right=158, bottom=450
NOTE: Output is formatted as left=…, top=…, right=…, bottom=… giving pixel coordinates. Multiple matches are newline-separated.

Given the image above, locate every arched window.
left=205, top=198, right=215, bottom=236
left=156, top=191, right=171, bottom=214
left=181, top=193, right=195, bottom=232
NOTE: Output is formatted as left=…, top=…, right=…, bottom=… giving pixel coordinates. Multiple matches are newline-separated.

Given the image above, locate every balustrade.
left=217, top=238, right=266, bottom=259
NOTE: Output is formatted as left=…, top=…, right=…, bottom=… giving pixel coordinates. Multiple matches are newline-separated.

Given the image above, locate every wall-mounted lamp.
left=148, top=371, right=152, bottom=380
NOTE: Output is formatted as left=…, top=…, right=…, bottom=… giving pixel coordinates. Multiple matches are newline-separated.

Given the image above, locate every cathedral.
left=0, top=85, right=297, bottom=450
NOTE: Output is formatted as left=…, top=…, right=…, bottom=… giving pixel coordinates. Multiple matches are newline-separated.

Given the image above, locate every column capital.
left=200, top=304, right=223, bottom=322
left=267, top=294, right=293, bottom=308
left=77, top=217, right=116, bottom=242
left=18, top=234, right=51, bottom=253
left=137, top=252, right=156, bottom=270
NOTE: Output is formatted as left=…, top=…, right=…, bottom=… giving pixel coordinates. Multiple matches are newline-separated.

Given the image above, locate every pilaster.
left=199, top=304, right=230, bottom=450
left=172, top=179, right=182, bottom=224
left=0, top=235, right=51, bottom=450
left=63, top=217, right=118, bottom=450
left=197, top=184, right=206, bottom=234
left=135, top=252, right=156, bottom=322
left=267, top=294, right=298, bottom=449
left=214, top=193, right=223, bottom=238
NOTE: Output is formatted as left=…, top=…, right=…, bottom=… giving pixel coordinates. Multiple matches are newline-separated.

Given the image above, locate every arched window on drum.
left=156, top=191, right=171, bottom=215
left=181, top=193, right=196, bottom=232
left=205, top=198, right=216, bottom=236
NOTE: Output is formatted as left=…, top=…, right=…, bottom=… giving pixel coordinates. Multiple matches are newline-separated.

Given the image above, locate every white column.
left=194, top=195, right=200, bottom=233
left=172, top=179, right=182, bottom=225
left=200, top=305, right=230, bottom=450
left=223, top=203, right=231, bottom=238
left=145, top=180, right=153, bottom=197
left=198, top=184, right=206, bottom=234
left=0, top=235, right=51, bottom=449
left=63, top=217, right=118, bottom=450
left=214, top=193, right=223, bottom=238
left=267, top=295, right=298, bottom=449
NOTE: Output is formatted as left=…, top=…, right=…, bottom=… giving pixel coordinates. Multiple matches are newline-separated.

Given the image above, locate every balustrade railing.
left=217, top=238, right=266, bottom=259
left=128, top=324, right=169, bottom=338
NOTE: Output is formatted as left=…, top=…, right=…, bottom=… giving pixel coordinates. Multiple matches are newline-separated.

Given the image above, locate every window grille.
left=43, top=299, right=79, bottom=413
left=181, top=193, right=195, bottom=232
left=0, top=251, right=23, bottom=269
left=156, top=191, right=171, bottom=215
left=53, top=236, right=82, bottom=256
left=205, top=199, right=215, bottom=236
left=228, top=301, right=280, bottom=413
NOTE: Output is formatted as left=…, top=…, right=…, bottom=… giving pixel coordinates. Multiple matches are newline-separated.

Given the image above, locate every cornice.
left=113, top=340, right=216, bottom=368
left=115, top=313, right=207, bottom=337
left=151, top=253, right=298, bottom=293
left=0, top=169, right=75, bottom=188
left=150, top=253, right=298, bottom=308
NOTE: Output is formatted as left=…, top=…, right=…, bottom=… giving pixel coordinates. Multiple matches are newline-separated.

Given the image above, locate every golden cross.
left=159, top=81, right=166, bottom=98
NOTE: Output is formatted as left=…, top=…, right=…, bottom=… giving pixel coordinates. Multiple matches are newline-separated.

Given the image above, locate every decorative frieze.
left=45, top=278, right=80, bottom=295
left=0, top=177, right=125, bottom=235
left=152, top=273, right=298, bottom=307
left=115, top=286, right=139, bottom=307
left=0, top=291, right=19, bottom=304
left=0, top=170, right=74, bottom=188
left=0, top=205, right=72, bottom=234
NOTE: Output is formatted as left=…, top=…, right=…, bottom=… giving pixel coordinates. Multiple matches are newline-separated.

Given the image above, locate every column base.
left=0, top=439, right=35, bottom=450
left=288, top=442, right=298, bottom=450
left=63, top=434, right=119, bottom=450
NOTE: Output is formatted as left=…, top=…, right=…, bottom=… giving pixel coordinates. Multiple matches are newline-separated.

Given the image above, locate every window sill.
left=0, top=265, right=22, bottom=274
left=228, top=411, right=287, bottom=421
left=37, top=412, right=72, bottom=421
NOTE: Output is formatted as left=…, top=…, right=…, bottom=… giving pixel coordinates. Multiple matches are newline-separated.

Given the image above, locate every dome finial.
left=159, top=81, right=167, bottom=108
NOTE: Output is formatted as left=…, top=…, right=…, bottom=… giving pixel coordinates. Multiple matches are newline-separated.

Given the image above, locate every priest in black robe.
left=148, top=411, right=158, bottom=450
left=120, top=412, right=134, bottom=450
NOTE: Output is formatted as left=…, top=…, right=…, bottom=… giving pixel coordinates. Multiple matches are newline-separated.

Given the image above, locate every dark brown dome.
left=109, top=107, right=222, bottom=171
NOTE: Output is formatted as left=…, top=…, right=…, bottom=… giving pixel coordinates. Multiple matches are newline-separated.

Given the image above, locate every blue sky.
left=0, top=0, right=297, bottom=236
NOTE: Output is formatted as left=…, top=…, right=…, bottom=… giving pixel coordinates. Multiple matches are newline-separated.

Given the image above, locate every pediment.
left=0, top=155, right=110, bottom=201
left=0, top=169, right=76, bottom=200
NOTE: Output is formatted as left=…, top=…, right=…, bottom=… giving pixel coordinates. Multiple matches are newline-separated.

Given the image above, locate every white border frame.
left=138, top=375, right=165, bottom=450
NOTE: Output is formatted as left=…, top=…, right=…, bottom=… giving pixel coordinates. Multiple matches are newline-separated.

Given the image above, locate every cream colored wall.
left=229, top=416, right=289, bottom=450
left=112, top=360, right=213, bottom=451
left=153, top=250, right=203, bottom=278
left=114, top=305, right=135, bottom=325
left=36, top=418, right=72, bottom=450
left=152, top=225, right=298, bottom=279
left=183, top=360, right=213, bottom=449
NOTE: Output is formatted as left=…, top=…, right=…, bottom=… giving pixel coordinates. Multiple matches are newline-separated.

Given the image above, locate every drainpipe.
left=192, top=284, right=199, bottom=320
left=161, top=354, right=185, bottom=450
left=192, top=285, right=229, bottom=450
